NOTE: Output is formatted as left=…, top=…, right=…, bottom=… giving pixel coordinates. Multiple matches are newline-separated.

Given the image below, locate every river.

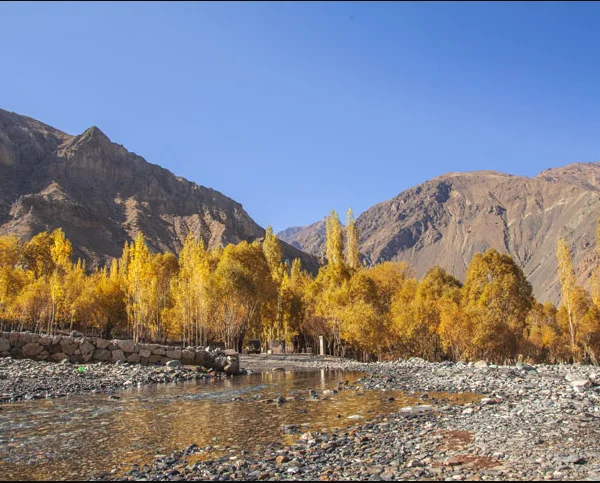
left=0, top=368, right=478, bottom=480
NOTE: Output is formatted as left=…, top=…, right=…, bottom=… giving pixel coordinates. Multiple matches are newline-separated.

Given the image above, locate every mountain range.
left=278, top=165, right=600, bottom=303
left=0, top=108, right=319, bottom=273
left=2, top=107, right=599, bottom=304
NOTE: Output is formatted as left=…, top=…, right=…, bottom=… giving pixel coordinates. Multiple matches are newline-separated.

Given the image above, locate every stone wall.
left=0, top=331, right=240, bottom=375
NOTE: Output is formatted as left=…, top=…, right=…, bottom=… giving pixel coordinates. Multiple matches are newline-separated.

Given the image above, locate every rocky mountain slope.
left=0, top=108, right=319, bottom=273
left=278, top=220, right=328, bottom=261
left=280, top=166, right=600, bottom=303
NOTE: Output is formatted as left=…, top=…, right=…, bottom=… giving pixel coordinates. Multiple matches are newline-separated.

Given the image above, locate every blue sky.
left=2, top=2, right=600, bottom=232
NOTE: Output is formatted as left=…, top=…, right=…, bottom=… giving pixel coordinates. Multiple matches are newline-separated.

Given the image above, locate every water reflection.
left=0, top=370, right=480, bottom=481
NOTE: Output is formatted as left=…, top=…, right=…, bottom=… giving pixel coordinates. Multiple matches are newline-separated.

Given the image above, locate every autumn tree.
left=0, top=236, right=25, bottom=326
left=345, top=208, right=360, bottom=270
left=166, top=233, right=210, bottom=346
left=557, top=237, right=579, bottom=357
left=460, top=249, right=533, bottom=362
left=151, top=251, right=178, bottom=341
left=123, top=232, right=156, bottom=343
left=281, top=258, right=312, bottom=351
left=262, top=226, right=286, bottom=347
left=208, top=241, right=276, bottom=351
left=79, top=260, right=127, bottom=338
left=325, top=210, right=345, bottom=270
left=394, top=266, right=462, bottom=361
left=21, top=231, right=56, bottom=279
left=525, top=301, right=561, bottom=363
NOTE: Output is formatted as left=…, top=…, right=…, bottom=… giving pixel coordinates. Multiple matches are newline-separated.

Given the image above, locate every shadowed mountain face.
left=0, top=108, right=319, bottom=273
left=280, top=167, right=600, bottom=304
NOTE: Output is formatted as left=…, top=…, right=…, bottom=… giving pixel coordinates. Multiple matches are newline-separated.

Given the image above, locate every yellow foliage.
left=2, top=226, right=600, bottom=365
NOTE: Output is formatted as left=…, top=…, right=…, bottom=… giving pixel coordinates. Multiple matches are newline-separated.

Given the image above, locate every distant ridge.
left=0, top=108, right=320, bottom=273
left=279, top=163, right=600, bottom=303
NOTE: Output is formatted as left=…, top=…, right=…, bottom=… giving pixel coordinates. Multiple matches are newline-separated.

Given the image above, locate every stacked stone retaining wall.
left=0, top=331, right=240, bottom=375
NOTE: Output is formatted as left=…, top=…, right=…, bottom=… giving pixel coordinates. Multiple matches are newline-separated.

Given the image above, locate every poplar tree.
left=262, top=226, right=286, bottom=345
left=325, top=210, right=345, bottom=269
left=345, top=208, right=360, bottom=270
left=557, top=237, right=577, bottom=355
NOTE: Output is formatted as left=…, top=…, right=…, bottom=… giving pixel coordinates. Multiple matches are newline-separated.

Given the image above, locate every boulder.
left=148, top=354, right=163, bottom=364
left=61, top=337, right=78, bottom=355
left=22, top=342, right=43, bottom=357
left=0, top=337, right=9, bottom=352
left=474, top=360, right=488, bottom=369
left=126, top=353, right=141, bottom=364
left=196, top=350, right=212, bottom=366
left=93, top=349, right=111, bottom=362
left=9, top=332, right=20, bottom=343
left=117, top=339, right=136, bottom=353
left=224, top=356, right=240, bottom=375
left=18, top=332, right=33, bottom=344
left=96, top=339, right=110, bottom=349
left=111, top=350, right=126, bottom=362
left=80, top=341, right=95, bottom=356
left=166, top=360, right=182, bottom=368
left=152, top=347, right=166, bottom=356
left=181, top=350, right=195, bottom=365
left=139, top=349, right=152, bottom=358
left=166, top=349, right=181, bottom=360
left=48, top=344, right=63, bottom=354
left=9, top=346, right=22, bottom=357
left=39, top=335, right=54, bottom=346
left=50, top=352, right=68, bottom=362
left=213, top=355, right=228, bottom=372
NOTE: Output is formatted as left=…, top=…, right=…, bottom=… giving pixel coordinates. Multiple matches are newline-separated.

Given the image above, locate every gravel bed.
left=95, top=357, right=600, bottom=481
left=0, top=357, right=224, bottom=402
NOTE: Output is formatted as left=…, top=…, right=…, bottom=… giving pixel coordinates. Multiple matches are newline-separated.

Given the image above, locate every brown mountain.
left=280, top=166, right=600, bottom=303
left=0, top=108, right=319, bottom=273
left=278, top=220, right=328, bottom=260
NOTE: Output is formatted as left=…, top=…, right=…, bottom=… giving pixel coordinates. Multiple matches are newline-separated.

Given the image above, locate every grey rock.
left=93, top=349, right=111, bottom=361
left=117, top=340, right=136, bottom=353
left=126, top=353, right=141, bottom=364
left=0, top=338, right=10, bottom=352
left=166, top=350, right=182, bottom=360
left=139, top=349, right=152, bottom=359
left=96, top=339, right=111, bottom=350
left=111, top=350, right=126, bottom=363
left=22, top=343, right=43, bottom=357
left=181, top=350, right=195, bottom=365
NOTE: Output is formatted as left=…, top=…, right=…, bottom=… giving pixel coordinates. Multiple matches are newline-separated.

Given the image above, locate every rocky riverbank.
left=97, top=357, right=600, bottom=481
left=0, top=357, right=229, bottom=403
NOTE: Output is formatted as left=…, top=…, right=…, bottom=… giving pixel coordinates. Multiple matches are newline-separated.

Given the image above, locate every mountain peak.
left=80, top=125, right=110, bottom=143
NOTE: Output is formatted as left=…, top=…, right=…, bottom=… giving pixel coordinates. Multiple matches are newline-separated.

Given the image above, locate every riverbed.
left=0, top=366, right=477, bottom=481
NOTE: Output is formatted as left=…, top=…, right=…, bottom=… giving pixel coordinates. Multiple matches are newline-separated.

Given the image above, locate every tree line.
left=0, top=208, right=599, bottom=364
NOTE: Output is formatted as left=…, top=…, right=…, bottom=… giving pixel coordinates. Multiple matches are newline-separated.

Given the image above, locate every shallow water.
left=0, top=369, right=480, bottom=481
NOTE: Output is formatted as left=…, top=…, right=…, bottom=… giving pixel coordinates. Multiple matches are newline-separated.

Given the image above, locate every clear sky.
left=2, top=2, right=600, bottom=232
